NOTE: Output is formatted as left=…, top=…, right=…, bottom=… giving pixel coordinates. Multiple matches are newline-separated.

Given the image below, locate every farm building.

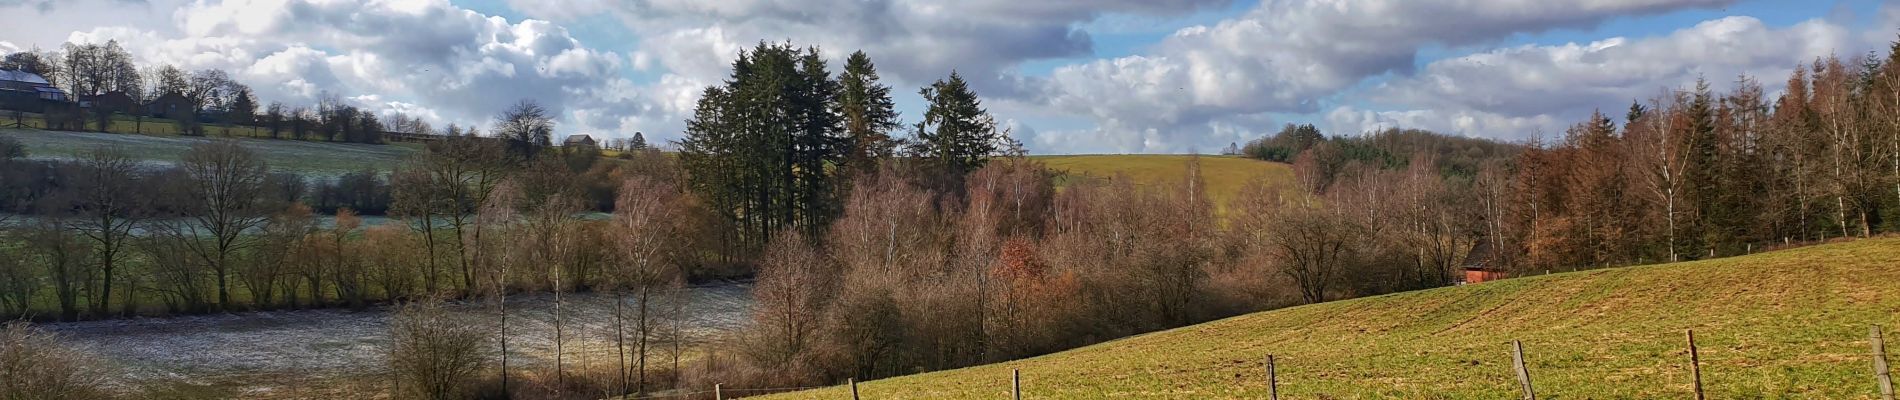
left=85, top=91, right=136, bottom=114
left=0, top=69, right=70, bottom=112
left=1460, top=240, right=1508, bottom=284
left=146, top=92, right=195, bottom=119
left=563, top=134, right=598, bottom=147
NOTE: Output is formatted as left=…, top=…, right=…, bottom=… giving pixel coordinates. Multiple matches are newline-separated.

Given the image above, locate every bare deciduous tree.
left=171, top=140, right=273, bottom=310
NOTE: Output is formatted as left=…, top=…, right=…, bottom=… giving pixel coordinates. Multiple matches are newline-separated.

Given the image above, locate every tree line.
left=3, top=40, right=405, bottom=143
left=1482, top=50, right=1900, bottom=272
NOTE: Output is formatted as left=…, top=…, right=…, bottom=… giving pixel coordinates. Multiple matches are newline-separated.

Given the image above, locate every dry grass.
left=764, top=237, right=1900, bottom=399
left=1032, top=154, right=1294, bottom=215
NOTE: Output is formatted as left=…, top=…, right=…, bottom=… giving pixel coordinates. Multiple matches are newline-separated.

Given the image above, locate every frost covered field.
left=43, top=284, right=753, bottom=395
left=2, top=128, right=417, bottom=177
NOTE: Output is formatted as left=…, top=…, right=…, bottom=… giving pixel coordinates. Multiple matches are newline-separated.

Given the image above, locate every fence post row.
left=1512, top=340, right=1536, bottom=400
left=698, top=326, right=1900, bottom=399
left=1876, top=325, right=1895, bottom=400
left=1687, top=330, right=1705, bottom=400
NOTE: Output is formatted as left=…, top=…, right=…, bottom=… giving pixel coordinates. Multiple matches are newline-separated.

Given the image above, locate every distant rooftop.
left=0, top=69, right=52, bottom=85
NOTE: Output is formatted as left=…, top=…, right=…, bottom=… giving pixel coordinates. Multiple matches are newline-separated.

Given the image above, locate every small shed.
left=1460, top=240, right=1508, bottom=284
left=563, top=134, right=598, bottom=148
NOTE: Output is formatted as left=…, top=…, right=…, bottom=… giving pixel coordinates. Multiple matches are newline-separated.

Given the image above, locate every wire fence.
left=83, top=318, right=1900, bottom=399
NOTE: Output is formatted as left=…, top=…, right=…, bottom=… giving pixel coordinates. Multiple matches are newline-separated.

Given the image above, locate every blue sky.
left=3, top=0, right=1895, bottom=154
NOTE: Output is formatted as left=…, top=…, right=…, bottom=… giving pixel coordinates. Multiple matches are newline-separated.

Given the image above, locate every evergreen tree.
left=910, top=71, right=1001, bottom=193
left=679, top=42, right=848, bottom=256
left=228, top=87, right=257, bottom=129
left=837, top=51, right=900, bottom=176
left=1681, top=77, right=1719, bottom=258
left=629, top=132, right=649, bottom=151
left=1626, top=101, right=1647, bottom=126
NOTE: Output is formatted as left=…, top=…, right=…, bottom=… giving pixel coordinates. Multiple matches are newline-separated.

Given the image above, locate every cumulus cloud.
left=1033, top=0, right=1737, bottom=152
left=24, top=0, right=662, bottom=141
left=1352, top=13, right=1894, bottom=141
left=514, top=0, right=1231, bottom=97
left=7, top=0, right=1889, bottom=154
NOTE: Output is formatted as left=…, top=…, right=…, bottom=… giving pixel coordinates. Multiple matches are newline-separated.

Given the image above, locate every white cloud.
left=25, top=0, right=669, bottom=141
left=1028, top=0, right=1744, bottom=152
left=1358, top=13, right=1892, bottom=141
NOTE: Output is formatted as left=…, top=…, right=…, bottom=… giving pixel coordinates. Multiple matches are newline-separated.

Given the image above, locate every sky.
left=1, top=0, right=1895, bottom=154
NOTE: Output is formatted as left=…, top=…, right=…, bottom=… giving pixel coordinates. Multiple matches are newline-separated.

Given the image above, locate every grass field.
left=1032, top=154, right=1294, bottom=213
left=2, top=128, right=418, bottom=177
left=766, top=237, right=1900, bottom=399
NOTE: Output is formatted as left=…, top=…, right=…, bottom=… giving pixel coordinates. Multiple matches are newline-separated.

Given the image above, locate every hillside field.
left=2, top=128, right=417, bottom=177
left=767, top=237, right=1900, bottom=399
left=1033, top=154, right=1294, bottom=213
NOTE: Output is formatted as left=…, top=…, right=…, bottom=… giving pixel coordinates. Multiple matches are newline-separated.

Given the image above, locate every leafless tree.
left=171, top=140, right=273, bottom=310
left=60, top=146, right=144, bottom=316
left=607, top=176, right=686, bottom=394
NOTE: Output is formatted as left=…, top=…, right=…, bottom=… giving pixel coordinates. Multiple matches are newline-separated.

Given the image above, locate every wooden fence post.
left=851, top=377, right=861, bottom=400
left=1267, top=354, right=1279, bottom=400
left=1875, top=325, right=1895, bottom=400
left=1512, top=340, right=1536, bottom=400
left=1688, top=330, right=1704, bottom=400
left=714, top=383, right=722, bottom=400
left=1013, top=368, right=1022, bottom=400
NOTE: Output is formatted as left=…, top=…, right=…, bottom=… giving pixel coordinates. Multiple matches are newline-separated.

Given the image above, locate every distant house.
left=0, top=69, right=70, bottom=112
left=1460, top=240, right=1507, bottom=284
left=86, top=91, right=135, bottom=114
left=563, top=134, right=598, bottom=148
left=146, top=92, right=195, bottom=119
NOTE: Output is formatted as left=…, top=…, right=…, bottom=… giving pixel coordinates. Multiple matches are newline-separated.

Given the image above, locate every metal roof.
left=0, top=69, right=51, bottom=85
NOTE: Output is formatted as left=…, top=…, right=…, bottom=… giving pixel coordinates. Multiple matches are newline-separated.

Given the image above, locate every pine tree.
left=629, top=132, right=648, bottom=151
left=837, top=51, right=900, bottom=176
left=910, top=71, right=1001, bottom=193
left=1626, top=101, right=1647, bottom=126
left=679, top=42, right=848, bottom=256
left=1681, top=77, right=1718, bottom=258
left=228, top=87, right=257, bottom=131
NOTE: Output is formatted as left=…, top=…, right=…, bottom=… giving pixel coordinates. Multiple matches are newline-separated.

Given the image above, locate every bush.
left=0, top=134, right=23, bottom=160
left=0, top=322, right=118, bottom=399
left=388, top=300, right=492, bottom=400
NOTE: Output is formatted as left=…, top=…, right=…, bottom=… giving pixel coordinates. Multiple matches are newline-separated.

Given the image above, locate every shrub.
left=0, top=322, right=118, bottom=400
left=388, top=300, right=492, bottom=400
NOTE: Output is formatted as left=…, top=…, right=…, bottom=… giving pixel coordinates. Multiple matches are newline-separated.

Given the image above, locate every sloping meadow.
left=766, top=237, right=1900, bottom=399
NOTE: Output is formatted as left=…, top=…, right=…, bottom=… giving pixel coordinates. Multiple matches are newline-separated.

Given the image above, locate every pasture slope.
left=1, top=128, right=417, bottom=177
left=1033, top=154, right=1294, bottom=212
left=768, top=237, right=1900, bottom=399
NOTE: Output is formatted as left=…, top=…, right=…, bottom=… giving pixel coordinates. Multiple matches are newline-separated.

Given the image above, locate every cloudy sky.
left=2, top=0, right=1895, bottom=154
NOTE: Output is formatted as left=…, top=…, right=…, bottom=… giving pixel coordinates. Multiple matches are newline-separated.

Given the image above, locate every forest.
left=2, top=36, right=1900, bottom=399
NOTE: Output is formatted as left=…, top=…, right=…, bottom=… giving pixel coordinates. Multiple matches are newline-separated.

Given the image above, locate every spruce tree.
left=838, top=51, right=900, bottom=176
left=629, top=132, right=648, bottom=151
left=679, top=42, right=847, bottom=255
left=1682, top=77, right=1719, bottom=258
left=910, top=71, right=1000, bottom=193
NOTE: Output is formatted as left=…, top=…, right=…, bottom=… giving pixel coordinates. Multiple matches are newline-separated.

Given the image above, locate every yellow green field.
left=1032, top=154, right=1294, bottom=213
left=767, top=237, right=1900, bottom=399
